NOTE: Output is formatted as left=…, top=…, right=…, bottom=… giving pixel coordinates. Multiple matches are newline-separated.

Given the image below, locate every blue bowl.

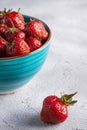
left=0, top=15, right=51, bottom=94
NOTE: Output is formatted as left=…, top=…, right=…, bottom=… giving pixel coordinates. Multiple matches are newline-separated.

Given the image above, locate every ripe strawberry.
left=40, top=92, right=77, bottom=124
left=6, top=38, right=30, bottom=57
left=26, top=36, right=42, bottom=52
left=0, top=9, right=25, bottom=30
left=0, top=36, right=7, bottom=57
left=0, top=24, right=8, bottom=36
left=6, top=10, right=25, bottom=30
left=0, top=9, right=12, bottom=25
left=4, top=27, right=25, bottom=42
left=24, top=19, right=48, bottom=41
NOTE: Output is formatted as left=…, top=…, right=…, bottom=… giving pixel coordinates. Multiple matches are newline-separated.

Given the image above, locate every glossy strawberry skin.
left=4, top=28, right=25, bottom=42
left=5, top=11, right=25, bottom=30
left=40, top=95, right=68, bottom=124
left=0, top=36, right=7, bottom=57
left=6, top=38, right=30, bottom=57
left=14, top=31, right=25, bottom=40
left=24, top=20, right=48, bottom=41
left=26, top=37, right=42, bottom=52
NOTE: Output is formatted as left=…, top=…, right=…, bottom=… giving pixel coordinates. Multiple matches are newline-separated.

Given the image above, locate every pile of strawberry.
left=0, top=9, right=48, bottom=58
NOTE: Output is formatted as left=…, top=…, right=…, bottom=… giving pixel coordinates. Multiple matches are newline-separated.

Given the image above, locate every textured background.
left=0, top=0, right=87, bottom=130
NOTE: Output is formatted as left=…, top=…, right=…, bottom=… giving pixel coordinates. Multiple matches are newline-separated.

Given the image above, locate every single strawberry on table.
left=6, top=38, right=30, bottom=57
left=26, top=36, right=42, bottom=52
left=24, top=19, right=48, bottom=41
left=40, top=92, right=77, bottom=124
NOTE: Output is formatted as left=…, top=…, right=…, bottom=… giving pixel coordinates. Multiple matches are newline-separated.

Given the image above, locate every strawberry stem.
left=7, top=42, right=15, bottom=49
left=60, top=92, right=77, bottom=106
left=3, top=8, right=12, bottom=15
left=6, top=27, right=18, bottom=33
left=6, top=8, right=12, bottom=14
left=18, top=8, right=21, bottom=13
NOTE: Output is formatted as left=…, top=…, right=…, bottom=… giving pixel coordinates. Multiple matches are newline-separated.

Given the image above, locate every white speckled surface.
left=0, top=0, right=87, bottom=130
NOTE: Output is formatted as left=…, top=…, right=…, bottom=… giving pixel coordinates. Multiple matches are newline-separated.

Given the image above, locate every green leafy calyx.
left=60, top=92, right=77, bottom=106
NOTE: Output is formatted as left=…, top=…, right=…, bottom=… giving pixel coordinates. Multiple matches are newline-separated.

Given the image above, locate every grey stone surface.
left=0, top=0, right=87, bottom=130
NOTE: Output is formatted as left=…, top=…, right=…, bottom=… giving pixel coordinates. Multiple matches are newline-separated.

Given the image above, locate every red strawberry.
left=26, top=37, right=42, bottom=52
left=4, top=27, right=25, bottom=42
left=0, top=9, right=25, bottom=30
left=24, top=19, right=48, bottom=41
left=0, top=24, right=8, bottom=36
left=0, top=36, right=7, bottom=57
left=6, top=11, right=24, bottom=30
left=0, top=9, right=12, bottom=25
left=6, top=38, right=30, bottom=57
left=40, top=92, right=77, bottom=124
left=0, top=9, right=24, bottom=30
left=15, top=30, right=25, bottom=39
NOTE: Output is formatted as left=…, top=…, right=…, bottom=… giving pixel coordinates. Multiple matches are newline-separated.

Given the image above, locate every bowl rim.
left=0, top=15, right=51, bottom=60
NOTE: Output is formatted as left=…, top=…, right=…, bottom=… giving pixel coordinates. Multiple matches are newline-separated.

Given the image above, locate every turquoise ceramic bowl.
left=0, top=15, right=51, bottom=94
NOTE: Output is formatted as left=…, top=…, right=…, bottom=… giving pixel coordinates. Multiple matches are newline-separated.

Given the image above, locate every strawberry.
left=26, top=36, right=42, bottom=52
left=6, top=11, right=24, bottom=30
left=0, top=9, right=12, bottom=25
left=0, top=36, right=7, bottom=57
left=4, top=27, right=25, bottom=42
left=40, top=92, right=77, bottom=124
left=24, top=19, right=48, bottom=41
left=0, top=24, right=8, bottom=36
left=6, top=38, right=30, bottom=57
left=5, top=10, right=25, bottom=30
left=0, top=8, right=49, bottom=58
left=0, top=9, right=25, bottom=30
